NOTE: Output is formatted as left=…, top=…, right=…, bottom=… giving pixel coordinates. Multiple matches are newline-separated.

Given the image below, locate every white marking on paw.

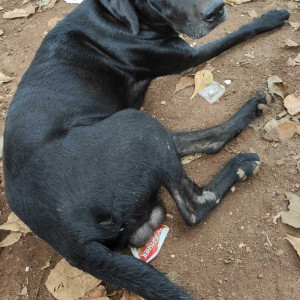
left=253, top=161, right=260, bottom=175
left=216, top=198, right=221, bottom=204
left=237, top=168, right=246, bottom=179
left=196, top=191, right=216, bottom=204
left=190, top=214, right=196, bottom=224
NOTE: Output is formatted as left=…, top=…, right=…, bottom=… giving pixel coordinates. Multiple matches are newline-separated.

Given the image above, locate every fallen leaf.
left=279, top=192, right=300, bottom=228
left=286, top=234, right=300, bottom=258
left=191, top=70, right=213, bottom=99
left=224, top=0, right=252, bottom=5
left=267, top=76, right=288, bottom=99
left=277, top=122, right=298, bottom=140
left=289, top=21, right=300, bottom=31
left=45, top=259, right=101, bottom=300
left=2, top=4, right=35, bottom=19
left=248, top=10, right=258, bottom=18
left=174, top=77, right=194, bottom=94
left=0, top=212, right=31, bottom=233
left=0, top=232, right=22, bottom=247
left=284, top=93, right=300, bottom=115
left=284, top=39, right=299, bottom=48
left=21, top=0, right=30, bottom=5
left=263, top=118, right=298, bottom=141
left=120, top=290, right=144, bottom=300
left=181, top=153, right=203, bottom=165
left=48, top=17, right=62, bottom=30
left=0, top=72, right=13, bottom=83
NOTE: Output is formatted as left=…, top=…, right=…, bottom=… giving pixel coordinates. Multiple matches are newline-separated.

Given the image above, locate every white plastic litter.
left=64, top=0, right=83, bottom=4
left=199, top=81, right=225, bottom=104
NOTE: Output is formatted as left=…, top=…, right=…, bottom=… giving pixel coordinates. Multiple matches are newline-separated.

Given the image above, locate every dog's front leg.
left=187, top=9, right=290, bottom=68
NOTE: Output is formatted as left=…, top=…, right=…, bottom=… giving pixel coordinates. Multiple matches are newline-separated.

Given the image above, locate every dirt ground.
left=0, top=0, right=300, bottom=299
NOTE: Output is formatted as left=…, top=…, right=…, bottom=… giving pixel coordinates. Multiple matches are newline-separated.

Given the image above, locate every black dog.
left=3, top=0, right=289, bottom=299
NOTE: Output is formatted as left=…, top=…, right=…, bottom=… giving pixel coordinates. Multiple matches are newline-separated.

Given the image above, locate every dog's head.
left=100, top=0, right=226, bottom=38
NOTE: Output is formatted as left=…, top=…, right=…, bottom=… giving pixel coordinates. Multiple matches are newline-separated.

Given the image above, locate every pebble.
left=275, top=160, right=284, bottom=166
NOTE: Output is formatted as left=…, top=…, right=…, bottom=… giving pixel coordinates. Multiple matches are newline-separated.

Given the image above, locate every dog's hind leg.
left=68, top=241, right=194, bottom=300
left=164, top=153, right=260, bottom=226
left=171, top=91, right=272, bottom=156
left=188, top=9, right=290, bottom=68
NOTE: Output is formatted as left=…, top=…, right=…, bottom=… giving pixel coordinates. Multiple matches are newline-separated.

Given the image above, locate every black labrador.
left=3, top=0, right=290, bottom=299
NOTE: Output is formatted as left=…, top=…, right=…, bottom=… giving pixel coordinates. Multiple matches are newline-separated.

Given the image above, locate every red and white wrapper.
left=129, top=225, right=169, bottom=263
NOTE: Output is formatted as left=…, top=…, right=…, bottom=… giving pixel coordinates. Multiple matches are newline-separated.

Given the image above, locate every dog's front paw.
left=254, top=9, right=290, bottom=34
left=231, top=153, right=261, bottom=181
left=245, top=90, right=273, bottom=117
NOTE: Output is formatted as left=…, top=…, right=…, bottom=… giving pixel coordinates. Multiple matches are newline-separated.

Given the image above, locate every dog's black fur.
left=3, top=0, right=290, bottom=299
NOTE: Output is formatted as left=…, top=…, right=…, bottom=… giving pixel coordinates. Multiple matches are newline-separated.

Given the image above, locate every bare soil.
left=0, top=0, right=300, bottom=299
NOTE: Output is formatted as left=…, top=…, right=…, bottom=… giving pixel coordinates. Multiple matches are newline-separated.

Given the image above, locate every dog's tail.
left=66, top=241, right=193, bottom=300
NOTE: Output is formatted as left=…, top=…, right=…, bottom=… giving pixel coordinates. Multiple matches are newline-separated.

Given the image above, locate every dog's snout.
left=204, top=2, right=225, bottom=23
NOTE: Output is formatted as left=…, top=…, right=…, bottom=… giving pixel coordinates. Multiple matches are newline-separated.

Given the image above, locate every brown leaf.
left=0, top=212, right=31, bottom=233
left=0, top=72, right=13, bottom=83
left=0, top=232, right=22, bottom=247
left=284, top=93, right=300, bottom=116
left=2, top=4, right=35, bottom=19
left=267, top=76, right=288, bottom=99
left=286, top=234, right=300, bottom=258
left=120, top=290, right=144, bottom=300
left=289, top=21, right=300, bottom=31
left=48, top=17, right=62, bottom=30
left=279, top=192, right=300, bottom=228
left=263, top=118, right=298, bottom=141
left=284, top=39, right=299, bottom=48
left=174, top=77, right=194, bottom=94
left=190, top=70, right=213, bottom=99
left=45, top=259, right=101, bottom=300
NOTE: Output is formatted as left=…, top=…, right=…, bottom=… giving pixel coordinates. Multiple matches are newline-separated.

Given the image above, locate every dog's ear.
left=104, top=0, right=139, bottom=35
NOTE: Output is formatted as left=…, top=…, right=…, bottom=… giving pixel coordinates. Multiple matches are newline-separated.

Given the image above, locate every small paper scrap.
left=130, top=225, right=169, bottom=263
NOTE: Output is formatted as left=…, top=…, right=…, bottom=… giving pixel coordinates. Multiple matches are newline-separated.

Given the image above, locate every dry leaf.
left=181, top=153, right=203, bottom=165
left=279, top=192, right=300, bottom=228
left=287, top=54, right=300, bottom=67
left=191, top=70, right=213, bottom=99
left=2, top=4, right=35, bottom=19
left=120, top=290, right=144, bottom=300
left=284, top=39, right=299, bottom=48
left=0, top=72, right=13, bottom=84
left=0, top=212, right=31, bottom=233
left=263, top=118, right=298, bottom=141
left=21, top=0, right=30, bottom=5
left=48, top=17, right=62, bottom=30
left=248, top=10, right=258, bottom=18
left=286, top=234, right=300, bottom=258
left=224, top=0, right=252, bottom=5
left=267, top=76, right=288, bottom=99
left=174, top=77, right=194, bottom=94
left=0, top=232, right=22, bottom=247
left=284, top=93, right=300, bottom=115
left=45, top=259, right=101, bottom=300
left=289, top=22, right=300, bottom=31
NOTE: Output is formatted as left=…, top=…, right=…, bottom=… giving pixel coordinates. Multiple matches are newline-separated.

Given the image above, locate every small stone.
left=166, top=213, right=173, bottom=219
left=25, top=266, right=29, bottom=272
left=275, top=160, right=284, bottom=166
left=161, top=101, right=166, bottom=105
left=277, top=249, right=284, bottom=256
left=171, top=254, right=175, bottom=258
left=258, top=274, right=264, bottom=279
